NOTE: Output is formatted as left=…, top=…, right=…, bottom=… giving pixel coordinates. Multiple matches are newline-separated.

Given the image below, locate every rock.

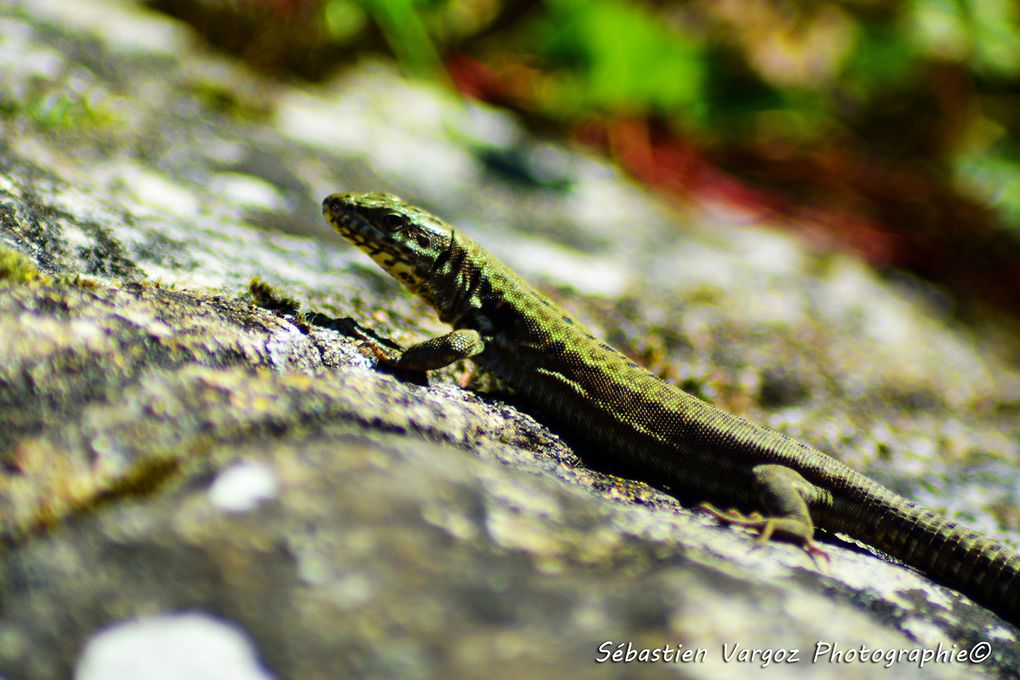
left=0, top=1, right=1017, bottom=678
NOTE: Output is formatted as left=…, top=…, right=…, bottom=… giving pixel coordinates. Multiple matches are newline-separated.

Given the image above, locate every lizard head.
left=322, top=192, right=454, bottom=293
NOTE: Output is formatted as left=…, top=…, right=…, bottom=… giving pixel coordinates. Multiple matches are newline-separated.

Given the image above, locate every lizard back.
left=323, top=192, right=1020, bottom=625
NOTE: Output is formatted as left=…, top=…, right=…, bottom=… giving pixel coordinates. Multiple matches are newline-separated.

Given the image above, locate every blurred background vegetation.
left=150, top=0, right=1020, bottom=315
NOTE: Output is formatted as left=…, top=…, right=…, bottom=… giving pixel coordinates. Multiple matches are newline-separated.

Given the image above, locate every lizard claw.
left=700, top=502, right=829, bottom=570
left=699, top=502, right=763, bottom=526
left=803, top=540, right=830, bottom=571
left=360, top=339, right=399, bottom=366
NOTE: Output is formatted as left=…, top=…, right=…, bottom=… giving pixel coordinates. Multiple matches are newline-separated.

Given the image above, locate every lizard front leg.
left=368, top=328, right=485, bottom=372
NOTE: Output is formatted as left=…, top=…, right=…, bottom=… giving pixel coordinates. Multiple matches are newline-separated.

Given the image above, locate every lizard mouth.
left=323, top=196, right=384, bottom=252
left=322, top=195, right=364, bottom=238
left=322, top=194, right=422, bottom=288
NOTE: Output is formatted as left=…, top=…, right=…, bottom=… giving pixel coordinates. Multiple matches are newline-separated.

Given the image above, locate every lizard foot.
left=699, top=502, right=830, bottom=570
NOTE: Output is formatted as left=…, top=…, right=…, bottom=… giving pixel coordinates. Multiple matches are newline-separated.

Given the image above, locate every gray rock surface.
left=0, top=1, right=1018, bottom=678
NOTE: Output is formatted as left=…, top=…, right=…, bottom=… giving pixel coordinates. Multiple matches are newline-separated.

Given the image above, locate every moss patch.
left=0, top=246, right=49, bottom=286
left=248, top=276, right=301, bottom=316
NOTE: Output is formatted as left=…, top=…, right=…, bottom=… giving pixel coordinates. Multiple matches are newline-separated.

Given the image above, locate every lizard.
left=321, top=191, right=1020, bottom=626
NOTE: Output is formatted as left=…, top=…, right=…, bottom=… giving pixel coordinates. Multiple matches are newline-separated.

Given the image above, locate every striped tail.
left=846, top=494, right=1020, bottom=624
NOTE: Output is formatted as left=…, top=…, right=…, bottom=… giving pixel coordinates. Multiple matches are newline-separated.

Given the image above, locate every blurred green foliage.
left=358, top=0, right=445, bottom=78
left=909, top=0, right=1020, bottom=77
left=533, top=0, right=705, bottom=118
left=320, top=0, right=1020, bottom=234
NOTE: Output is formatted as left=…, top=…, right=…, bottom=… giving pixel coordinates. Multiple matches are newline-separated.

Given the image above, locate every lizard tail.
left=855, top=496, right=1020, bottom=625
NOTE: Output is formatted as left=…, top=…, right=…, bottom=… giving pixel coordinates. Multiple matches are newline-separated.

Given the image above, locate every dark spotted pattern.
left=324, top=192, right=1020, bottom=625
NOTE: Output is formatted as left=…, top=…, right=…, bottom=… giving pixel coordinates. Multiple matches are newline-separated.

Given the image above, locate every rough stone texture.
left=0, top=1, right=1018, bottom=679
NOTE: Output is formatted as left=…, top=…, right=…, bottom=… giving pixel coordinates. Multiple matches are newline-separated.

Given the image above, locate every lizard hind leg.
left=701, top=464, right=831, bottom=568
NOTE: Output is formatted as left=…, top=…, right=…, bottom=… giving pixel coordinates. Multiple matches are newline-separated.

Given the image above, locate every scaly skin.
left=322, top=191, right=1020, bottom=625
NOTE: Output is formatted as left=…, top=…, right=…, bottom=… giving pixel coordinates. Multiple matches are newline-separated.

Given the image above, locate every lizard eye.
left=383, top=213, right=404, bottom=232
